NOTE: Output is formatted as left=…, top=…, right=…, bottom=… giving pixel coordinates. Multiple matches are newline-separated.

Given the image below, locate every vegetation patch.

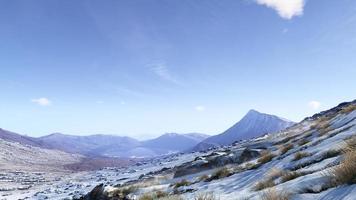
left=173, top=179, right=192, bottom=188
left=258, top=151, right=276, bottom=164
left=298, top=138, right=310, bottom=146
left=194, top=192, right=216, bottom=200
left=254, top=179, right=275, bottom=191
left=280, top=171, right=307, bottom=183
left=339, top=104, right=356, bottom=114
left=139, top=190, right=169, bottom=200
left=260, top=188, right=290, bottom=200
left=206, top=167, right=233, bottom=181
left=328, top=137, right=356, bottom=186
left=293, top=151, right=311, bottom=161
left=279, top=143, right=294, bottom=155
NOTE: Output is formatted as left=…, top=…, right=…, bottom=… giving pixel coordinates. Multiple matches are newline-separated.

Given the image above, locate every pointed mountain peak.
left=247, top=109, right=261, bottom=114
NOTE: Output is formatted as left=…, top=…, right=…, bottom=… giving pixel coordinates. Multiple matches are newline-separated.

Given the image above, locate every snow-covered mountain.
left=37, top=133, right=141, bottom=157
left=142, top=133, right=210, bottom=154
left=0, top=128, right=41, bottom=147
left=0, top=130, right=209, bottom=158
left=193, top=109, right=295, bottom=150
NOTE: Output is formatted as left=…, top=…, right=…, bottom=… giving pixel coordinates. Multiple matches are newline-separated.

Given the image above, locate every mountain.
left=0, top=136, right=82, bottom=172
left=142, top=133, right=210, bottom=154
left=37, top=133, right=141, bottom=157
left=193, top=109, right=295, bottom=150
left=0, top=128, right=41, bottom=147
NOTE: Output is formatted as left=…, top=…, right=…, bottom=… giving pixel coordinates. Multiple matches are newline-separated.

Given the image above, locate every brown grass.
left=159, top=195, right=183, bottom=200
left=293, top=151, right=311, bottom=161
left=339, top=104, right=356, bottom=114
left=207, top=167, right=232, bottom=181
left=111, top=186, right=138, bottom=199
left=279, top=143, right=294, bottom=155
left=139, top=190, right=169, bottom=200
left=260, top=188, right=290, bottom=200
left=267, top=168, right=284, bottom=180
left=258, top=151, right=275, bottom=164
left=280, top=171, right=306, bottom=183
left=328, top=136, right=356, bottom=185
left=298, top=138, right=310, bottom=146
left=254, top=179, right=275, bottom=191
left=198, top=174, right=209, bottom=182
left=173, top=179, right=191, bottom=188
left=159, top=196, right=184, bottom=200
left=194, top=192, right=216, bottom=200
left=245, top=162, right=261, bottom=170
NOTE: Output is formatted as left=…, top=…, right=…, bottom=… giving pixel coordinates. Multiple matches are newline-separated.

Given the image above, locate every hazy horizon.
left=1, top=0, right=355, bottom=138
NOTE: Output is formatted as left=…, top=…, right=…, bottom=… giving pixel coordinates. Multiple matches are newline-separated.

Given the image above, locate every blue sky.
left=0, top=0, right=355, bottom=139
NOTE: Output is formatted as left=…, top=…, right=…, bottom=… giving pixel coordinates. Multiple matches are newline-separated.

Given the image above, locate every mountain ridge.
left=192, top=109, right=295, bottom=151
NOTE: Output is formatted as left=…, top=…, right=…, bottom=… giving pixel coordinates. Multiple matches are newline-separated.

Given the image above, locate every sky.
left=0, top=0, right=355, bottom=139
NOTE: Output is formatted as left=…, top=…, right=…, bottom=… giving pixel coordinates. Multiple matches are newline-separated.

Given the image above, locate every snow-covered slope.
left=75, top=100, right=356, bottom=200
left=194, top=109, right=295, bottom=150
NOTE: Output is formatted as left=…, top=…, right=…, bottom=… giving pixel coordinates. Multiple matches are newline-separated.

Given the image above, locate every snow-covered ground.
left=1, top=102, right=355, bottom=200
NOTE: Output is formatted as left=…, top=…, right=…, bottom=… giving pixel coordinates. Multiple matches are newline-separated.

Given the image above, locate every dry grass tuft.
left=298, top=138, right=310, bottom=146
left=261, top=188, right=290, bottom=200
left=254, top=179, right=275, bottom=191
left=245, top=162, right=261, bottom=170
left=194, top=192, right=216, bottom=200
left=139, top=190, right=170, bottom=200
left=279, top=143, right=294, bottom=155
left=198, top=174, right=210, bottom=182
left=339, top=104, right=356, bottom=114
left=328, top=136, right=356, bottom=186
left=173, top=179, right=191, bottom=188
left=293, top=151, right=311, bottom=161
left=159, top=195, right=184, bottom=200
left=258, top=151, right=275, bottom=164
left=207, top=167, right=232, bottom=181
left=110, top=185, right=138, bottom=199
left=267, top=168, right=284, bottom=180
left=280, top=171, right=306, bottom=183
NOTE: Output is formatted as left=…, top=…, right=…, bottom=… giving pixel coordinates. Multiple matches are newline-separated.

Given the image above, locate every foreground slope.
left=80, top=100, right=356, bottom=200
left=194, top=109, right=295, bottom=150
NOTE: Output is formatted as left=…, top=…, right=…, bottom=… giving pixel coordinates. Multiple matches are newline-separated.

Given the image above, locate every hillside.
left=77, top=100, right=356, bottom=200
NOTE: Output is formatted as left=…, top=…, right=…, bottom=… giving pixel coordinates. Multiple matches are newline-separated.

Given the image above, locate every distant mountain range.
left=0, top=109, right=294, bottom=158
left=192, top=109, right=295, bottom=151
left=0, top=128, right=209, bottom=158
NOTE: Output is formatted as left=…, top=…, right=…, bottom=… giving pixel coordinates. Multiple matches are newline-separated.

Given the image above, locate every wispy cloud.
left=255, top=0, right=305, bottom=20
left=148, top=62, right=181, bottom=85
left=31, top=97, right=52, bottom=106
left=308, top=101, right=321, bottom=110
left=195, top=105, right=206, bottom=112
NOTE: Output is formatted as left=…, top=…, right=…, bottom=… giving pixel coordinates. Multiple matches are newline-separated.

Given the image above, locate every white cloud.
left=195, top=105, right=206, bottom=112
left=31, top=98, right=52, bottom=106
left=308, top=101, right=321, bottom=110
left=149, top=62, right=181, bottom=85
left=255, top=0, right=305, bottom=20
